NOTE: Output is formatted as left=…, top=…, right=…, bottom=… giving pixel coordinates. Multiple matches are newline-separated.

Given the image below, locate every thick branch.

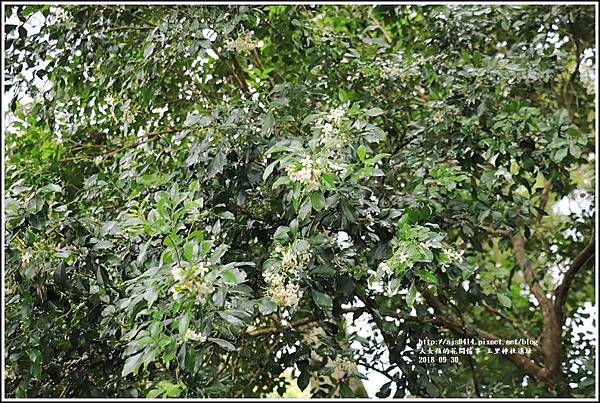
left=422, top=289, right=548, bottom=381
left=478, top=224, right=512, bottom=239
left=554, top=236, right=595, bottom=323
left=356, top=293, right=402, bottom=361
left=510, top=233, right=564, bottom=379
left=247, top=317, right=315, bottom=337
left=511, top=234, right=553, bottom=311
left=481, top=301, right=538, bottom=348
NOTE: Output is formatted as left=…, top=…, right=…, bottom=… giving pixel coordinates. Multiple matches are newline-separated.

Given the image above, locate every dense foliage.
left=3, top=4, right=596, bottom=398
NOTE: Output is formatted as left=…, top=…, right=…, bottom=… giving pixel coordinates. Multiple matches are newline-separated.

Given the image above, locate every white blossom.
left=397, top=250, right=409, bottom=264
left=171, top=265, right=185, bottom=282
left=379, top=58, right=404, bottom=80
left=226, top=32, right=258, bottom=53
left=185, top=329, right=206, bottom=342
left=322, top=122, right=336, bottom=137
left=263, top=243, right=311, bottom=308
left=329, top=106, right=345, bottom=126
left=21, top=251, right=33, bottom=267
left=329, top=356, right=355, bottom=380
left=285, top=157, right=322, bottom=192
left=194, top=262, right=209, bottom=277
left=335, top=231, right=353, bottom=249
left=378, top=261, right=392, bottom=274
left=268, top=281, right=302, bottom=308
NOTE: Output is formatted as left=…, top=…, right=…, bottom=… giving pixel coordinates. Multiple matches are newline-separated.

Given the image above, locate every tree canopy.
left=3, top=4, right=596, bottom=398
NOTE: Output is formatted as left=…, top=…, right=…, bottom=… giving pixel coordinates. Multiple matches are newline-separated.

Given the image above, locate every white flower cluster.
left=316, top=105, right=351, bottom=158
left=378, top=261, right=392, bottom=274
left=225, top=32, right=258, bottom=53
left=285, top=157, right=322, bottom=192
left=50, top=7, right=72, bottom=26
left=329, top=356, right=355, bottom=381
left=170, top=262, right=214, bottom=305
left=185, top=328, right=207, bottom=343
left=579, top=58, right=596, bottom=95
left=321, top=123, right=338, bottom=139
left=396, top=250, right=409, bottom=264
left=265, top=277, right=302, bottom=308
left=263, top=244, right=311, bottom=309
left=440, top=247, right=464, bottom=272
left=334, top=231, right=353, bottom=249
left=275, top=243, right=311, bottom=271
left=379, top=248, right=412, bottom=276
left=380, top=59, right=405, bottom=80
left=329, top=106, right=346, bottom=126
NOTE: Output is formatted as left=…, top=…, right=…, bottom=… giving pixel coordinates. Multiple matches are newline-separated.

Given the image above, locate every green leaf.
left=257, top=297, right=277, bottom=315
left=143, top=43, right=155, bottom=59
left=261, top=111, right=275, bottom=135
left=263, top=159, right=279, bottom=181
left=321, top=172, right=336, bottom=189
left=365, top=107, right=384, bottom=116
left=340, top=382, right=354, bottom=397
left=179, top=311, right=191, bottom=336
left=183, top=241, right=195, bottom=262
left=310, top=191, right=325, bottom=211
left=298, top=198, right=312, bottom=220
left=338, top=88, right=350, bottom=102
left=553, top=147, right=568, bottom=163
left=221, top=270, right=237, bottom=284
left=312, top=290, right=332, bottom=311
left=294, top=239, right=310, bottom=253
left=208, top=151, right=226, bottom=178
left=569, top=143, right=582, bottom=158
left=208, top=338, right=235, bottom=351
left=93, top=240, right=114, bottom=250
left=297, top=368, right=310, bottom=391
left=122, top=351, right=143, bottom=377
left=146, top=389, right=162, bottom=398
left=415, top=269, right=437, bottom=284
left=498, top=293, right=512, bottom=308
left=272, top=175, right=291, bottom=188
left=406, top=283, right=417, bottom=308
left=356, top=144, right=367, bottom=162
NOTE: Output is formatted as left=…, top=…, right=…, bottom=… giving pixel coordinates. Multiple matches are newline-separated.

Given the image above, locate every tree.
left=3, top=4, right=596, bottom=398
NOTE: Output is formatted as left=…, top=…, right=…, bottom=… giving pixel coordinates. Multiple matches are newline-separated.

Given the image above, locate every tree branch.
left=356, top=292, right=402, bottom=362
left=246, top=317, right=315, bottom=337
left=421, top=289, right=548, bottom=381
left=480, top=301, right=539, bottom=350
left=554, top=236, right=595, bottom=323
left=477, top=224, right=512, bottom=239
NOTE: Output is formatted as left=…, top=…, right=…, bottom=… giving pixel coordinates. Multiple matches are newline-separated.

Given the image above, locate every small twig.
left=247, top=317, right=315, bottom=337
left=368, top=9, right=392, bottom=43
left=478, top=224, right=512, bottom=239
left=536, top=180, right=552, bottom=223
